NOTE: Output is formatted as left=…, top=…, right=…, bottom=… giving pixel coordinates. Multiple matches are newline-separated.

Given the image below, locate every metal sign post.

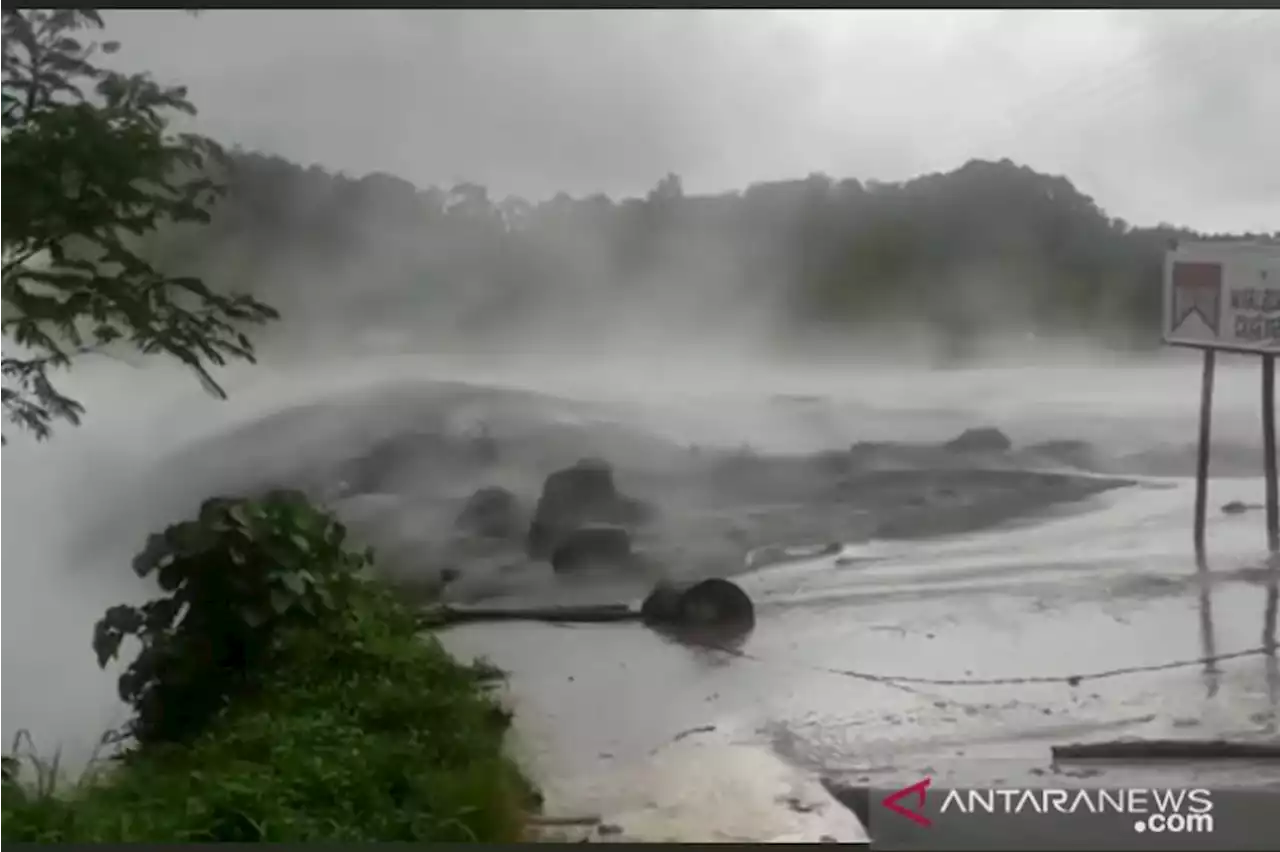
left=1263, top=353, right=1279, bottom=553
left=1259, top=355, right=1280, bottom=701
left=1165, top=241, right=1279, bottom=698
left=1163, top=240, right=1280, bottom=557
left=1192, top=347, right=1220, bottom=691
left=1262, top=353, right=1279, bottom=700
left=1193, top=349, right=1216, bottom=558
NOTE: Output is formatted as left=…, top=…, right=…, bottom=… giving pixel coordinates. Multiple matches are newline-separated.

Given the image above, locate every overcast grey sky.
left=101, top=9, right=1278, bottom=233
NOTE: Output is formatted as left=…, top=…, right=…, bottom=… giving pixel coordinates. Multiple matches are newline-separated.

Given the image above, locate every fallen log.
left=416, top=578, right=756, bottom=640
left=417, top=602, right=640, bottom=628
left=1052, top=739, right=1280, bottom=761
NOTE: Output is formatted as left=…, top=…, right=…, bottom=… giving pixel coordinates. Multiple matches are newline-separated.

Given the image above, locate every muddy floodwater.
left=444, top=478, right=1279, bottom=797
left=4, top=353, right=1279, bottom=840
left=431, top=359, right=1280, bottom=836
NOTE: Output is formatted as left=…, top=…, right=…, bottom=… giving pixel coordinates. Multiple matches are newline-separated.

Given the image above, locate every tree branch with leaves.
left=1, top=9, right=278, bottom=442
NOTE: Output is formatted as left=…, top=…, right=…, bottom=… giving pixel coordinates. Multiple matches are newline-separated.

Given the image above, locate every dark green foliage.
left=142, top=152, right=1272, bottom=354
left=4, top=491, right=536, bottom=842
left=4, top=601, right=535, bottom=842
left=1, top=9, right=278, bottom=443
left=91, top=490, right=371, bottom=745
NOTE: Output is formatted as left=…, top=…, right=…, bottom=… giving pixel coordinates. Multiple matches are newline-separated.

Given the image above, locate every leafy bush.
left=4, top=594, right=537, bottom=841
left=92, top=490, right=371, bottom=745
left=4, top=490, right=537, bottom=841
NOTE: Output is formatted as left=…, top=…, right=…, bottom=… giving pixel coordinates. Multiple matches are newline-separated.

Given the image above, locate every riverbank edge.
left=0, top=584, right=541, bottom=843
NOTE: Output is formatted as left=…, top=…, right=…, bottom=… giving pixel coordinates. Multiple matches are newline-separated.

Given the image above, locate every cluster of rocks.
left=455, top=486, right=524, bottom=540
left=444, top=457, right=759, bottom=640
left=452, top=457, right=655, bottom=575
left=846, top=427, right=1110, bottom=475
left=846, top=427, right=1016, bottom=470
left=441, top=424, right=1135, bottom=587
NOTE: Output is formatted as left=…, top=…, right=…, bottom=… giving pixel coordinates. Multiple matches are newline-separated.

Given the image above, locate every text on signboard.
left=1231, top=286, right=1280, bottom=343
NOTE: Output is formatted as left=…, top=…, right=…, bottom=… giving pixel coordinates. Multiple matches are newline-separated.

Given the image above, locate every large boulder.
left=528, top=458, right=651, bottom=558
left=455, top=486, right=523, bottom=539
left=550, top=523, right=633, bottom=573
left=640, top=578, right=756, bottom=636
left=943, top=427, right=1012, bottom=454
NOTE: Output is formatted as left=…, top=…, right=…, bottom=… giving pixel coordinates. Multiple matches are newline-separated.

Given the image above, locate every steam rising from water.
left=0, top=342, right=1270, bottom=786
left=4, top=10, right=1277, bottom=839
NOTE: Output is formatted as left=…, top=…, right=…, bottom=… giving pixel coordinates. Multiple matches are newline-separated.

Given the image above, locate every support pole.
left=1192, top=350, right=1219, bottom=692
left=1193, top=349, right=1216, bottom=558
left=1262, top=353, right=1279, bottom=707
left=1263, top=353, right=1278, bottom=554
left=1196, top=562, right=1220, bottom=696
left=1264, top=560, right=1278, bottom=707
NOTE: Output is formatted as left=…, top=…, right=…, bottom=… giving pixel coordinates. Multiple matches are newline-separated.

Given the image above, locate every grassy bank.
left=2, top=495, right=539, bottom=842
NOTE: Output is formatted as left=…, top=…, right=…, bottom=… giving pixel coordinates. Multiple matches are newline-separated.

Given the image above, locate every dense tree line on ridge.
left=144, top=153, right=1270, bottom=355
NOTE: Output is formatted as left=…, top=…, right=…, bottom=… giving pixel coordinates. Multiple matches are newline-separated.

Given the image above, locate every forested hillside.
left=143, top=153, right=1272, bottom=355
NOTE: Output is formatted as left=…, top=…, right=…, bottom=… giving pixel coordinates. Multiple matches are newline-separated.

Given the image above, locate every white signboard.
left=1163, top=241, right=1280, bottom=353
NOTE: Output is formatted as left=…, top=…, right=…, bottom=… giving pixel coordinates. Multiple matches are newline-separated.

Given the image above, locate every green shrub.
left=4, top=590, right=536, bottom=842
left=92, top=490, right=370, bottom=745
left=4, top=490, right=537, bottom=841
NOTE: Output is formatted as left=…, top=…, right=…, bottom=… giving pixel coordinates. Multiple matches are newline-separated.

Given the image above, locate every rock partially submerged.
left=640, top=578, right=756, bottom=638
left=528, top=458, right=653, bottom=559
left=551, top=524, right=634, bottom=573
left=1222, top=500, right=1263, bottom=515
left=455, top=486, right=523, bottom=539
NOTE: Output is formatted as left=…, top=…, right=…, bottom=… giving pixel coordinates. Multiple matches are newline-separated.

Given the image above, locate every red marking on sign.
left=1171, top=261, right=1223, bottom=335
